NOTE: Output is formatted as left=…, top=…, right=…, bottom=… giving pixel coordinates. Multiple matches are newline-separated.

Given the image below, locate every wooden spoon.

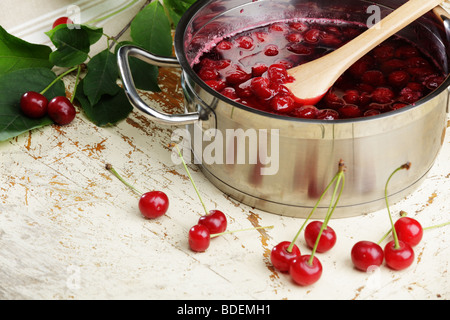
left=285, top=0, right=445, bottom=105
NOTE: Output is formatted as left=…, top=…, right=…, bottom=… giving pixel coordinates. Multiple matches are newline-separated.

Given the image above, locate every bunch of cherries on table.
left=19, top=17, right=77, bottom=126
left=193, top=20, right=445, bottom=120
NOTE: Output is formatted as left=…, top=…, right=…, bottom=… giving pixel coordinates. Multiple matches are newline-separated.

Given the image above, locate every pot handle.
left=117, top=45, right=200, bottom=125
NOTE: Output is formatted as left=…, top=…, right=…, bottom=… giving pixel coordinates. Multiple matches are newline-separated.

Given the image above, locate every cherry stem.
left=105, top=163, right=143, bottom=195
left=40, top=66, right=79, bottom=95
left=308, top=165, right=345, bottom=266
left=286, top=160, right=345, bottom=254
left=286, top=173, right=338, bottom=253
left=423, top=221, right=450, bottom=231
left=210, top=225, right=274, bottom=239
left=384, top=162, right=411, bottom=249
left=377, top=210, right=408, bottom=245
left=70, top=65, right=82, bottom=103
left=84, top=0, right=140, bottom=25
left=171, top=143, right=209, bottom=215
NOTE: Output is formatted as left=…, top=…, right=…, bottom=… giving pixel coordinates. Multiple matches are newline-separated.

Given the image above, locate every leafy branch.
left=0, top=0, right=196, bottom=142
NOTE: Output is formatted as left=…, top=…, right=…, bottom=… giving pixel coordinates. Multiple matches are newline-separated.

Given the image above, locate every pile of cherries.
left=270, top=161, right=428, bottom=287
left=20, top=92, right=76, bottom=126
left=193, top=20, right=445, bottom=120
left=107, top=144, right=272, bottom=254
left=270, top=160, right=346, bottom=286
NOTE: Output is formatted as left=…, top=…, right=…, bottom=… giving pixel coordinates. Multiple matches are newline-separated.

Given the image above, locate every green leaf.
left=163, top=0, right=196, bottom=27
left=75, top=81, right=133, bottom=127
left=45, top=24, right=104, bottom=46
left=130, top=1, right=173, bottom=57
left=83, top=49, right=120, bottom=105
left=79, top=25, right=104, bottom=46
left=46, top=27, right=91, bottom=67
left=0, top=26, right=53, bottom=76
left=0, top=68, right=66, bottom=142
left=115, top=41, right=161, bottom=92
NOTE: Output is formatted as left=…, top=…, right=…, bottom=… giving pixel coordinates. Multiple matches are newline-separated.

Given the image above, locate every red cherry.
left=406, top=57, right=430, bottom=68
left=254, top=31, right=268, bottom=42
left=270, top=241, right=301, bottom=273
left=286, top=32, right=303, bottom=43
left=351, top=241, right=384, bottom=272
left=189, top=224, right=211, bottom=252
left=267, top=64, right=292, bottom=84
left=198, top=67, right=220, bottom=81
left=362, top=70, right=386, bottom=87
left=338, top=104, right=362, bottom=118
left=47, top=96, right=76, bottom=125
left=371, top=87, right=395, bottom=104
left=289, top=255, right=323, bottom=286
left=237, top=36, right=254, bottom=49
left=198, top=210, right=227, bottom=234
left=364, top=109, right=381, bottom=117
left=251, top=64, right=268, bottom=77
left=380, top=59, right=407, bottom=74
left=53, top=17, right=74, bottom=29
left=384, top=240, right=415, bottom=270
left=394, top=217, right=423, bottom=247
left=304, top=29, right=321, bottom=43
left=220, top=87, right=238, bottom=100
left=395, top=45, right=419, bottom=59
left=205, top=80, right=226, bottom=92
left=270, top=95, right=295, bottom=113
left=291, top=105, right=319, bottom=119
left=424, top=75, right=445, bottom=90
left=289, top=22, right=308, bottom=32
left=269, top=23, right=287, bottom=32
left=388, top=70, right=410, bottom=87
left=399, top=87, right=423, bottom=104
left=323, top=90, right=345, bottom=109
left=217, top=40, right=233, bottom=50
left=20, top=91, right=48, bottom=118
left=320, top=33, right=342, bottom=47
left=317, top=109, right=340, bottom=120
left=349, top=60, right=369, bottom=79
left=304, top=221, right=337, bottom=253
left=287, top=43, right=313, bottom=55
left=138, top=191, right=169, bottom=219
left=250, top=77, right=275, bottom=100
left=225, top=68, right=251, bottom=85
left=373, top=44, right=395, bottom=61
left=343, top=90, right=360, bottom=104
left=264, top=45, right=279, bottom=56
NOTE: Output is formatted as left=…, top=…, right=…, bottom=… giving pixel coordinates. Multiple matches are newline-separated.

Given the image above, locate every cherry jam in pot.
left=193, top=19, right=445, bottom=120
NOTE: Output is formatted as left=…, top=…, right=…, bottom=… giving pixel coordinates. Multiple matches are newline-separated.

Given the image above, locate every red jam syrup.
left=193, top=20, right=445, bottom=120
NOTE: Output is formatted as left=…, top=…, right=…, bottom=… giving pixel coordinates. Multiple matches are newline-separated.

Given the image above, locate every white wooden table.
left=0, top=0, right=449, bottom=301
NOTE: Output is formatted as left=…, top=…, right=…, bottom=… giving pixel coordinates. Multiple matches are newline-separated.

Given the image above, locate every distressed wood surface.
left=0, top=0, right=449, bottom=300
left=1, top=66, right=449, bottom=300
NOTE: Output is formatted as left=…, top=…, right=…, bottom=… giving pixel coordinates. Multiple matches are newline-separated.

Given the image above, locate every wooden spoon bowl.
left=285, top=0, right=445, bottom=105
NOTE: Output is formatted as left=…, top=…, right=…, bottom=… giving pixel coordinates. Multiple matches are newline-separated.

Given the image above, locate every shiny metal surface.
left=117, top=45, right=200, bottom=125
left=118, top=0, right=450, bottom=218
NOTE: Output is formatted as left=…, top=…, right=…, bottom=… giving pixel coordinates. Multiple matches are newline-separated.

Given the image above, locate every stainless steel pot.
left=117, top=0, right=450, bottom=218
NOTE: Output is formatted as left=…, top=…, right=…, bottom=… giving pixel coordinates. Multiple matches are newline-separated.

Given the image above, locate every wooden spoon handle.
left=329, top=0, right=444, bottom=74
